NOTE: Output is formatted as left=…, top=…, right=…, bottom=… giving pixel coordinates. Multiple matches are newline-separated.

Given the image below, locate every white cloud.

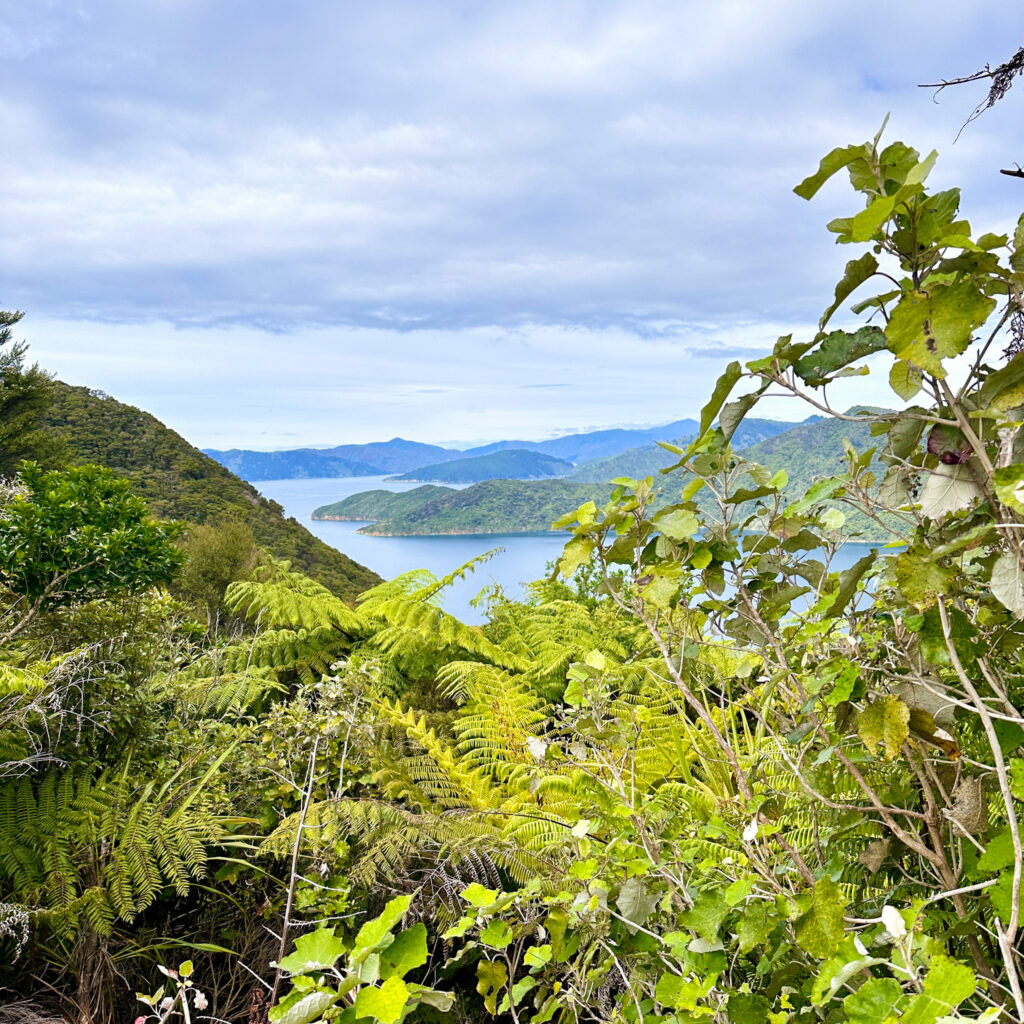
left=3, top=1, right=1024, bottom=444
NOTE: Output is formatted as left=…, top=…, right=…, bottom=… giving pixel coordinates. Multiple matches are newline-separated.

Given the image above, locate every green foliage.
left=315, top=480, right=608, bottom=535
left=14, top=132, right=1024, bottom=1024
left=44, top=382, right=380, bottom=600
left=270, top=901, right=451, bottom=1024
left=0, top=310, right=64, bottom=475
left=173, top=518, right=258, bottom=625
left=0, top=766, right=225, bottom=937
left=0, top=462, right=185, bottom=613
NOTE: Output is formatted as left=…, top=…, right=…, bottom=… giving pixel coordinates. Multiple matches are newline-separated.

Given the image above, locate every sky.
left=3, top=2, right=1024, bottom=449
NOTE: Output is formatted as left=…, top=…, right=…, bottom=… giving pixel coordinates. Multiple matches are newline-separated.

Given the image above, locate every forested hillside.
left=325, top=415, right=885, bottom=539
left=570, top=416, right=811, bottom=481
left=45, top=383, right=380, bottom=601
left=316, top=479, right=605, bottom=534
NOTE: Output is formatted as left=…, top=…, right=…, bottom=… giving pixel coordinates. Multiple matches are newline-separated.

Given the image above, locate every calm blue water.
left=257, top=477, right=883, bottom=625
left=257, top=477, right=567, bottom=623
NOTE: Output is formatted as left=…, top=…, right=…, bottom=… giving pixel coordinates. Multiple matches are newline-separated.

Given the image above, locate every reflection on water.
left=257, top=477, right=884, bottom=625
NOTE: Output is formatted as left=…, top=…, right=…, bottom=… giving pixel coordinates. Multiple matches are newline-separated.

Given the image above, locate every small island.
left=313, top=479, right=607, bottom=535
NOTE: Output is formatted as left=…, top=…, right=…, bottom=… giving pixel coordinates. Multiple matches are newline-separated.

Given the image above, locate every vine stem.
left=269, top=735, right=321, bottom=1007
left=937, top=598, right=1024, bottom=1020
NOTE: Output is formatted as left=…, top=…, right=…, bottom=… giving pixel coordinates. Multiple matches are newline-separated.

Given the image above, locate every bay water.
left=257, top=477, right=882, bottom=624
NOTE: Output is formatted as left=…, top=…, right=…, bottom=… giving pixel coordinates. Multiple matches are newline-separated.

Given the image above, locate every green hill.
left=390, top=449, right=573, bottom=483
left=740, top=414, right=877, bottom=494
left=314, top=486, right=455, bottom=521
left=320, top=414, right=890, bottom=540
left=316, top=480, right=606, bottom=535
left=570, top=417, right=810, bottom=481
left=44, top=383, right=381, bottom=602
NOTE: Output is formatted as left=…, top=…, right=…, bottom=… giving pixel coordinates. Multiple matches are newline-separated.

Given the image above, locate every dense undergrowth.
left=4, top=133, right=1024, bottom=1024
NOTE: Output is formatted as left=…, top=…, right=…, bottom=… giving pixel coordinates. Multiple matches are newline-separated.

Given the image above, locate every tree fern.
left=0, top=767, right=226, bottom=938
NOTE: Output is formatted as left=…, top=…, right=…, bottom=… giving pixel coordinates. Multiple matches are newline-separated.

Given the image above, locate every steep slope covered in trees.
left=570, top=416, right=811, bottom=481
left=44, top=383, right=380, bottom=601
left=316, top=479, right=605, bottom=534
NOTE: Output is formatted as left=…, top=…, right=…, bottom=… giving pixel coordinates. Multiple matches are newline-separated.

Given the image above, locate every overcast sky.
left=3, top=2, right=1024, bottom=448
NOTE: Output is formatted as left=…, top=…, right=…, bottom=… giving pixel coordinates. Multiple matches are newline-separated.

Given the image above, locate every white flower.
left=881, top=905, right=907, bottom=939
left=193, top=991, right=209, bottom=1011
left=159, top=997, right=174, bottom=1012
left=742, top=819, right=759, bottom=842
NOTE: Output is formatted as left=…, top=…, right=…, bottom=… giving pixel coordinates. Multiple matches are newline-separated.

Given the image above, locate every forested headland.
left=4, top=134, right=1024, bottom=1024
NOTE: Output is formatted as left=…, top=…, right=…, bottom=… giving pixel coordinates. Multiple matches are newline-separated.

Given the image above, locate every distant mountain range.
left=204, top=438, right=462, bottom=480
left=204, top=416, right=804, bottom=482
left=311, top=414, right=884, bottom=539
left=389, top=449, right=573, bottom=483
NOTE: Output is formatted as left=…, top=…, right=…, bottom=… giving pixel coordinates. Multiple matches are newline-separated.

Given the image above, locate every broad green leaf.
left=795, top=144, right=871, bottom=200
left=698, top=361, right=743, bottom=439
left=642, top=570, right=681, bottom=609
left=901, top=954, right=975, bottom=1024
left=905, top=149, right=938, bottom=185
left=558, top=536, right=594, bottom=578
left=843, top=977, right=904, bottom=1024
left=786, top=476, right=845, bottom=515
left=681, top=890, right=729, bottom=944
left=990, top=869, right=1023, bottom=921
left=654, top=508, right=699, bottom=541
left=893, top=551, right=950, bottom=610
left=615, top=876, right=659, bottom=933
left=886, top=281, right=997, bottom=377
left=269, top=990, right=340, bottom=1024
left=851, top=193, right=897, bottom=242
left=824, top=549, right=876, bottom=619
left=991, top=553, right=1024, bottom=617
left=721, top=386, right=767, bottom=441
left=510, top=977, right=537, bottom=1006
left=479, top=919, right=513, bottom=949
left=354, top=977, right=410, bottom=1024
left=352, top=896, right=412, bottom=961
left=983, top=356, right=1024, bottom=411
left=724, top=877, right=754, bottom=906
left=995, top=465, right=1024, bottom=512
left=523, top=944, right=551, bottom=967
left=476, top=959, right=507, bottom=1015
left=727, top=992, right=770, bottom=1024
left=461, top=883, right=498, bottom=908
left=380, top=924, right=427, bottom=980
left=977, top=828, right=1015, bottom=873
left=795, top=327, right=888, bottom=387
left=889, top=359, right=923, bottom=400
left=276, top=927, right=348, bottom=974
left=819, top=253, right=878, bottom=332
left=655, top=972, right=717, bottom=1012
left=794, top=877, right=847, bottom=959
left=858, top=695, right=910, bottom=760
left=416, top=990, right=455, bottom=1013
